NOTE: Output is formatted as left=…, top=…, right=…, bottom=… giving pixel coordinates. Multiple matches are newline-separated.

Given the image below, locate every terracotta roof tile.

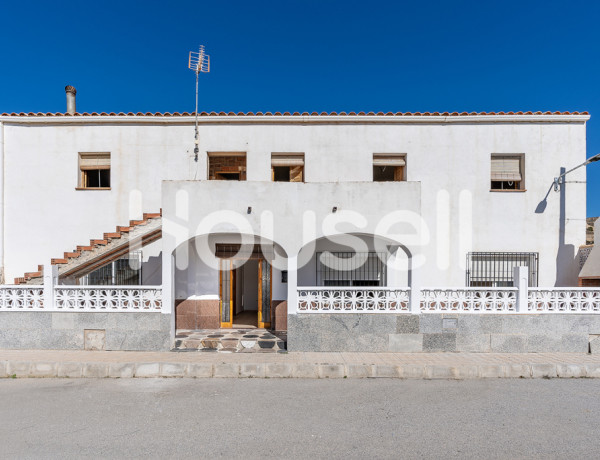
left=0, top=111, right=589, bottom=117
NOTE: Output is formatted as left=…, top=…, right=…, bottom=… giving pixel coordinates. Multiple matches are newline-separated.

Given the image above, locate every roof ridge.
left=0, top=110, right=590, bottom=117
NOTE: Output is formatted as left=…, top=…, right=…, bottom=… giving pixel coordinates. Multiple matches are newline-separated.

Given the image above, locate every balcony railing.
left=528, top=288, right=600, bottom=313
left=297, top=287, right=410, bottom=313
left=0, top=285, right=162, bottom=312
left=54, top=286, right=162, bottom=312
left=420, top=288, right=517, bottom=313
left=0, top=286, right=45, bottom=310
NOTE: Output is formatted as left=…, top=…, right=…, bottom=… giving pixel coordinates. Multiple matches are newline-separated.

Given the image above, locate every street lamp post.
left=553, top=152, right=600, bottom=192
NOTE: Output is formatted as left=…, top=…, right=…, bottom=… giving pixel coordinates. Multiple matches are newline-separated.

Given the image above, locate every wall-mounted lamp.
left=332, top=206, right=338, bottom=213
left=247, top=207, right=252, bottom=214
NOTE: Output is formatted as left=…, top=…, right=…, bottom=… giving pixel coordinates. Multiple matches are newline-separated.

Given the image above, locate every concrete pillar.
left=409, top=267, right=421, bottom=314
left=43, top=264, right=58, bottom=310
left=286, top=255, right=298, bottom=314
left=513, top=266, right=529, bottom=313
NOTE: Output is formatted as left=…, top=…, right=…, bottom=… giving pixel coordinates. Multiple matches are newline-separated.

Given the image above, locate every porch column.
left=514, top=266, right=529, bottom=313
left=286, top=255, right=298, bottom=314
left=409, top=266, right=421, bottom=314
left=161, top=252, right=174, bottom=315
left=43, top=263, right=58, bottom=310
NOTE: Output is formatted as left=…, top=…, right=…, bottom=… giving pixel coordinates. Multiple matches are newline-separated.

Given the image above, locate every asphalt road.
left=1, top=378, right=599, bottom=459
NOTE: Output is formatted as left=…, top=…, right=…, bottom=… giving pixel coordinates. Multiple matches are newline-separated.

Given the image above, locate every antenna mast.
left=188, top=45, right=210, bottom=162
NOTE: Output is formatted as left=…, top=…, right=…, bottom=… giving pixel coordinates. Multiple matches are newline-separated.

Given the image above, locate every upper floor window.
left=373, top=154, right=406, bottom=181
left=491, top=154, right=524, bottom=191
left=208, top=152, right=246, bottom=180
left=271, top=153, right=304, bottom=182
left=78, top=153, right=110, bottom=189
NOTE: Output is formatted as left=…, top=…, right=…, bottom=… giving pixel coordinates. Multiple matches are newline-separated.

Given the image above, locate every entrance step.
left=174, top=329, right=287, bottom=353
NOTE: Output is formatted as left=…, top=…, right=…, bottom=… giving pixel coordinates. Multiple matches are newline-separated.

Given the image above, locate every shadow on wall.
left=174, top=240, right=218, bottom=299
left=142, top=254, right=162, bottom=285
left=535, top=170, right=577, bottom=286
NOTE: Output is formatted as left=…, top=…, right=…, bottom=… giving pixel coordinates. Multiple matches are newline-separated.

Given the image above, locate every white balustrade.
left=420, top=288, right=517, bottom=313
left=1, top=284, right=599, bottom=314
left=297, top=287, right=411, bottom=313
left=0, top=286, right=45, bottom=310
left=528, top=288, right=600, bottom=313
left=54, top=286, right=162, bottom=312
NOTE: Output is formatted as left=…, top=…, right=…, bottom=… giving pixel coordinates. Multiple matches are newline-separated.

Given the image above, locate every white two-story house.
left=0, top=88, right=592, bottom=352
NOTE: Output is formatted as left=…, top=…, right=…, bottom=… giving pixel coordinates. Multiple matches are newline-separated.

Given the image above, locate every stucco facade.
left=0, top=113, right=587, bottom=287
left=0, top=112, right=591, bottom=351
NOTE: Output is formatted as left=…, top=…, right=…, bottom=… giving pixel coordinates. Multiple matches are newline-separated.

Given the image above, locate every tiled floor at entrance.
left=174, top=329, right=287, bottom=353
left=232, top=311, right=258, bottom=328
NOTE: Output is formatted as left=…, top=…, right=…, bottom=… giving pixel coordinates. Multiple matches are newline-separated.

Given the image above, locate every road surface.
left=1, top=378, right=599, bottom=458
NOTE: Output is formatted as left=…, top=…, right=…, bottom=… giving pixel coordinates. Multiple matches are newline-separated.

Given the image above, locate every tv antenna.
left=188, top=45, right=210, bottom=162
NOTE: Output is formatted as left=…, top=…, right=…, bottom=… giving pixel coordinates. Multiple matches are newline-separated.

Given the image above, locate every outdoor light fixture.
left=332, top=206, right=338, bottom=213
left=553, top=152, right=600, bottom=192
left=188, top=45, right=211, bottom=162
left=247, top=207, right=252, bottom=214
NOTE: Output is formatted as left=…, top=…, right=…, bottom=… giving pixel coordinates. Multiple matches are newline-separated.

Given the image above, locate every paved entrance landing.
left=174, top=329, right=287, bottom=353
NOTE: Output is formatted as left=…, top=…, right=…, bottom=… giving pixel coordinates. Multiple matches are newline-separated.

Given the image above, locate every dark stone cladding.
left=288, top=313, right=600, bottom=353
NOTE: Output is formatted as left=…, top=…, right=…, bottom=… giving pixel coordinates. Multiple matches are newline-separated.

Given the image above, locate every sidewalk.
left=2, top=349, right=600, bottom=379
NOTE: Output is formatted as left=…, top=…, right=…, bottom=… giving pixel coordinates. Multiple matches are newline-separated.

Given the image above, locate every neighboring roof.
left=0, top=110, right=589, bottom=117
left=580, top=249, right=600, bottom=278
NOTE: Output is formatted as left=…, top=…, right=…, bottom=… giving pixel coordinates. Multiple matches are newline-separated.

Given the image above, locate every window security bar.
left=466, top=252, right=539, bottom=287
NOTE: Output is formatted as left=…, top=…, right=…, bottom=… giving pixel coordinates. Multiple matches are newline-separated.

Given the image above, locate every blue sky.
left=1, top=0, right=599, bottom=216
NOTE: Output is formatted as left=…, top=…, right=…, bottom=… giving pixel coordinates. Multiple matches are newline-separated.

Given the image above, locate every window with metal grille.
left=316, top=252, right=386, bottom=286
left=78, top=251, right=142, bottom=285
left=466, top=252, right=538, bottom=287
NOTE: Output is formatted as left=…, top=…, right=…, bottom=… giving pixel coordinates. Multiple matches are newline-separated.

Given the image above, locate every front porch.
left=174, top=328, right=287, bottom=353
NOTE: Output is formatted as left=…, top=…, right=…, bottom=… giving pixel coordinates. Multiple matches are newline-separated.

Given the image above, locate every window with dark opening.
left=373, top=154, right=406, bottom=181
left=79, top=153, right=110, bottom=189
left=271, top=154, right=304, bottom=182
left=208, top=153, right=246, bottom=180
left=491, top=155, right=524, bottom=191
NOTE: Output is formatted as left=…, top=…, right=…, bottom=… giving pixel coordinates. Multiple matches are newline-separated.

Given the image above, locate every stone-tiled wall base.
left=0, top=312, right=171, bottom=351
left=175, top=299, right=220, bottom=329
left=271, top=301, right=287, bottom=331
left=287, top=314, right=600, bottom=352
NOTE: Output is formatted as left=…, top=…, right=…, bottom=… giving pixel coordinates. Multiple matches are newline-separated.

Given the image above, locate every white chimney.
left=65, top=85, right=77, bottom=114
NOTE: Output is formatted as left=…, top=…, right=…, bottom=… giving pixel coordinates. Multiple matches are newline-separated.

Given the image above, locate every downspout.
left=0, top=122, right=4, bottom=283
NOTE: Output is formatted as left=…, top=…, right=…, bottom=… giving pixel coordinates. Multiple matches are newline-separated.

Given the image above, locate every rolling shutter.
left=271, top=154, right=304, bottom=167
left=372, top=155, right=406, bottom=167
left=80, top=153, right=110, bottom=170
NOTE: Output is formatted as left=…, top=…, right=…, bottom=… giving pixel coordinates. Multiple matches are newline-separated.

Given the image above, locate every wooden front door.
left=220, top=256, right=270, bottom=329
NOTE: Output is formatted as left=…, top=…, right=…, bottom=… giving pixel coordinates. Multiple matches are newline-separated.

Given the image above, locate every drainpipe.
left=65, top=85, right=77, bottom=114
left=0, top=121, right=4, bottom=283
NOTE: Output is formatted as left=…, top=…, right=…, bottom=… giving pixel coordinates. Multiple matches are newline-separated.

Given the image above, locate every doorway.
left=234, top=259, right=258, bottom=327
left=219, top=257, right=271, bottom=329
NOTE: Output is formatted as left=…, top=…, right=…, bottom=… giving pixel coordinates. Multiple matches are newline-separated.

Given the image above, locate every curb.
left=2, top=361, right=600, bottom=379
